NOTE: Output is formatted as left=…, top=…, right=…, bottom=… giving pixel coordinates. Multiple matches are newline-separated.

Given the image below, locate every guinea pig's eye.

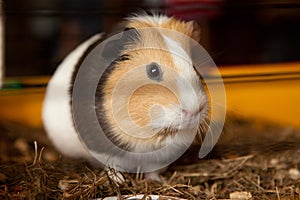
left=146, top=62, right=162, bottom=81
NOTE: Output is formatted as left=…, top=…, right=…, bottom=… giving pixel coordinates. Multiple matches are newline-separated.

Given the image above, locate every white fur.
left=128, top=14, right=170, bottom=25
left=158, top=34, right=203, bottom=129
left=162, top=34, right=201, bottom=108
left=42, top=34, right=103, bottom=158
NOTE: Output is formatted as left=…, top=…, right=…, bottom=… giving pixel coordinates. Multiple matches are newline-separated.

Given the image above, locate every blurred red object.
left=163, top=0, right=224, bottom=20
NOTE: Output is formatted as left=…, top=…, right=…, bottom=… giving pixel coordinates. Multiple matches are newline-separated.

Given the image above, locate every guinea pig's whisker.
left=203, top=118, right=221, bottom=143
left=197, top=121, right=208, bottom=143
left=196, top=130, right=204, bottom=143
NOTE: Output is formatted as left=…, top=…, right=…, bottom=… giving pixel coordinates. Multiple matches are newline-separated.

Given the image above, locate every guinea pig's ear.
left=186, top=20, right=201, bottom=42
left=102, top=27, right=140, bottom=61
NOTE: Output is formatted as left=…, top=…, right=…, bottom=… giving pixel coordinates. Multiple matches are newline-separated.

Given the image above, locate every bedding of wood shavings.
left=1, top=118, right=300, bottom=200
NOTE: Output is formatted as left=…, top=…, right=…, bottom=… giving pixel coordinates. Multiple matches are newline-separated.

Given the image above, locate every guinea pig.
left=42, top=13, right=211, bottom=180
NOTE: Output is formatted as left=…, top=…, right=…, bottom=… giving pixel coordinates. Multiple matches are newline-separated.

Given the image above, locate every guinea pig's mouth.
left=157, top=110, right=209, bottom=135
left=149, top=102, right=210, bottom=139
left=155, top=117, right=209, bottom=143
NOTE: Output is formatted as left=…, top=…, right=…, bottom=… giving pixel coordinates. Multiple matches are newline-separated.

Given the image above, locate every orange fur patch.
left=128, top=84, right=179, bottom=127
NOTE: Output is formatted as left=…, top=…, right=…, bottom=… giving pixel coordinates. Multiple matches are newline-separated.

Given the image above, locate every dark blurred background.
left=4, top=0, right=300, bottom=76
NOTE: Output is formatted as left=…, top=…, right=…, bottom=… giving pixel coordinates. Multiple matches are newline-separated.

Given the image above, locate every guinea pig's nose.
left=182, top=107, right=203, bottom=119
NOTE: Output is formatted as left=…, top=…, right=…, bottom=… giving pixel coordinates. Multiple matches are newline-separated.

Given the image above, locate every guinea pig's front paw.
left=144, top=171, right=163, bottom=182
left=106, top=168, right=125, bottom=185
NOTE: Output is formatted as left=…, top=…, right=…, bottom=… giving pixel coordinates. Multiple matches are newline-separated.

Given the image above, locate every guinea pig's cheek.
left=128, top=96, right=151, bottom=128
left=128, top=84, right=179, bottom=127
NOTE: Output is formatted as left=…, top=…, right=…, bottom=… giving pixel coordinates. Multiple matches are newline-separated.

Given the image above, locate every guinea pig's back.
left=42, top=34, right=103, bottom=158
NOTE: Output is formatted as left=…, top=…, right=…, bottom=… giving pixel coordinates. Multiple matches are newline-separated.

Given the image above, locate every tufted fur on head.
left=95, top=13, right=209, bottom=153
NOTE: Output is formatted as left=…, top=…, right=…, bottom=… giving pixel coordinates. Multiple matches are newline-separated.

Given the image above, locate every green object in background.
left=1, top=80, right=23, bottom=90
left=0, top=79, right=47, bottom=91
